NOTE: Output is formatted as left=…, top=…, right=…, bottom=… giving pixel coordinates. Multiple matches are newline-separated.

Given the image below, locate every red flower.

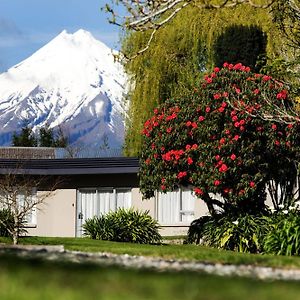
left=191, top=122, right=198, bottom=128
left=214, top=93, right=221, bottom=100
left=230, top=154, right=236, bottom=161
left=223, top=92, right=229, bottom=98
left=225, top=129, right=230, bottom=135
left=234, top=121, right=240, bottom=128
left=233, top=135, right=240, bottom=141
left=245, top=66, right=251, bottom=72
left=219, top=138, right=226, bottom=145
left=161, top=185, right=166, bottom=191
left=249, top=181, right=255, bottom=188
left=240, top=126, right=245, bottom=132
left=214, top=180, right=221, bottom=186
left=271, top=124, right=277, bottom=130
left=186, top=144, right=191, bottom=150
left=186, top=121, right=192, bottom=127
left=198, top=116, right=205, bottom=122
left=206, top=77, right=213, bottom=84
left=205, top=106, right=211, bottom=113
left=191, top=144, right=198, bottom=150
left=235, top=88, right=241, bottom=94
left=218, top=107, right=225, bottom=113
left=253, top=89, right=260, bottom=95
left=177, top=171, right=187, bottom=179
left=154, top=108, right=159, bottom=114
left=145, top=158, right=151, bottom=165
left=215, top=155, right=221, bottom=161
left=232, top=115, right=238, bottom=122
left=219, top=164, right=228, bottom=173
left=166, top=127, right=172, bottom=133
left=223, top=62, right=229, bottom=67
left=214, top=67, right=220, bottom=72
left=275, top=140, right=280, bottom=146
left=187, top=157, right=193, bottom=165
left=194, top=187, right=204, bottom=196
left=262, top=75, right=271, bottom=81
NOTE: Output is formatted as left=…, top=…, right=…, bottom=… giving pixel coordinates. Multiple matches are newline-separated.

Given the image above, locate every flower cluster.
left=140, top=63, right=300, bottom=211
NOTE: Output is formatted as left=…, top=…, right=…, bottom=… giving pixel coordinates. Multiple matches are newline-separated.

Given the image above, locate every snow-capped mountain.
left=0, top=29, right=127, bottom=148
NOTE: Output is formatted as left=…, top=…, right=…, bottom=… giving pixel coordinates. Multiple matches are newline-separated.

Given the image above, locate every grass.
left=1, top=252, right=300, bottom=300
left=2, top=236, right=300, bottom=269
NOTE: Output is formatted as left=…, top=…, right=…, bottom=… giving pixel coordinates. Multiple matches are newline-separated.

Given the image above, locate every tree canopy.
left=139, top=63, right=300, bottom=215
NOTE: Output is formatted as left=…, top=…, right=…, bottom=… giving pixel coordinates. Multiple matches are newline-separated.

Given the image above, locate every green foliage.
left=12, top=124, right=68, bottom=148
left=123, top=5, right=282, bottom=155
left=12, top=125, right=38, bottom=147
left=140, top=64, right=300, bottom=214
left=0, top=209, right=14, bottom=237
left=83, top=208, right=162, bottom=244
left=263, top=211, right=300, bottom=256
left=39, top=125, right=68, bottom=147
left=213, top=25, right=267, bottom=72
left=187, top=213, right=270, bottom=253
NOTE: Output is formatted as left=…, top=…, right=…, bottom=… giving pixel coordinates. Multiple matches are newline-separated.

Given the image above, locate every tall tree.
left=12, top=125, right=38, bottom=147
left=122, top=4, right=282, bottom=155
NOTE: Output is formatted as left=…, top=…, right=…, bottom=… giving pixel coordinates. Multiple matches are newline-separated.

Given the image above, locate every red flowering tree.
left=140, top=63, right=300, bottom=215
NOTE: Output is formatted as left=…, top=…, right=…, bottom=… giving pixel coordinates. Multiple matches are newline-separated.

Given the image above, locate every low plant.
left=187, top=213, right=270, bottom=253
left=83, top=208, right=162, bottom=244
left=0, top=209, right=14, bottom=237
left=263, top=211, right=300, bottom=256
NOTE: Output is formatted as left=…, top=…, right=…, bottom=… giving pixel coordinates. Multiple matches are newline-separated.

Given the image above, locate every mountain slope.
left=0, top=29, right=127, bottom=148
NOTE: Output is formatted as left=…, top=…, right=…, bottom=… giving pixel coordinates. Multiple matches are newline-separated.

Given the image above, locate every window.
left=157, top=188, right=195, bottom=224
left=77, top=188, right=132, bottom=236
left=0, top=188, right=37, bottom=226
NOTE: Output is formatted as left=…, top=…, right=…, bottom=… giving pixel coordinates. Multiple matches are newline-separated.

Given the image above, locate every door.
left=76, top=188, right=131, bottom=237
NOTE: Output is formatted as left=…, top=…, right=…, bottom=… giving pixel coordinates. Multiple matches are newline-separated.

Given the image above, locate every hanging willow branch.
left=104, top=0, right=276, bottom=58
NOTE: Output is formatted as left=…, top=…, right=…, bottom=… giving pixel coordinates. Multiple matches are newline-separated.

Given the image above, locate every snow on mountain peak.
left=0, top=29, right=127, bottom=148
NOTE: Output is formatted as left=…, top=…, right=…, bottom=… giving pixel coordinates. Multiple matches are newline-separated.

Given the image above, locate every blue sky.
left=0, top=0, right=122, bottom=72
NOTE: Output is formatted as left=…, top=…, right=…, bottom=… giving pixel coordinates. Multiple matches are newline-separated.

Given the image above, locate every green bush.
left=0, top=209, right=14, bottom=237
left=263, top=212, right=300, bottom=256
left=187, top=213, right=269, bottom=253
left=83, top=208, right=162, bottom=244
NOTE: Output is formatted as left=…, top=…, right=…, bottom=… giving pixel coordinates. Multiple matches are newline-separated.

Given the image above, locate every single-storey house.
left=0, top=147, right=209, bottom=237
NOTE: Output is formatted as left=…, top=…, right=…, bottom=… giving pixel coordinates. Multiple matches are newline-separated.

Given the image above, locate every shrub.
left=186, top=213, right=270, bottom=253
left=0, top=209, right=14, bottom=237
left=83, top=208, right=162, bottom=244
left=263, top=211, right=300, bottom=256
left=140, top=63, right=300, bottom=215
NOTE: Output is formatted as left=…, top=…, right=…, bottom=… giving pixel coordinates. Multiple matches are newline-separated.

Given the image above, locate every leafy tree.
left=12, top=125, right=38, bottom=147
left=139, top=63, right=300, bottom=215
left=122, top=5, right=282, bottom=155
left=105, top=0, right=275, bottom=58
left=213, top=25, right=267, bottom=72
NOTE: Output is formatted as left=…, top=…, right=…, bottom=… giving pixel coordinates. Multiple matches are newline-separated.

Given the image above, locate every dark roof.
left=0, top=157, right=139, bottom=175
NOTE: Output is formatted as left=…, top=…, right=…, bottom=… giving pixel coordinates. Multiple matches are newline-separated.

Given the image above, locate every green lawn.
left=1, top=252, right=300, bottom=300
left=2, top=236, right=300, bottom=269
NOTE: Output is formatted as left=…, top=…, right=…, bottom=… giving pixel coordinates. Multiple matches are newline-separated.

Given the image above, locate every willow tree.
left=122, top=4, right=283, bottom=155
